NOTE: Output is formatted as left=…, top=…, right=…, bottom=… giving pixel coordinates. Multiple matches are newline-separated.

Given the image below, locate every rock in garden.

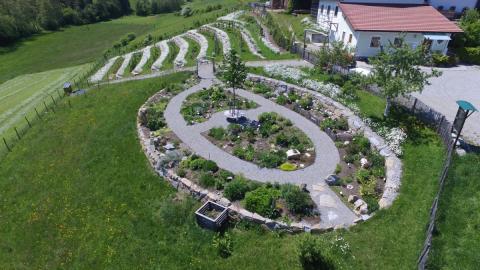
left=348, top=194, right=358, bottom=203
left=354, top=199, right=365, bottom=209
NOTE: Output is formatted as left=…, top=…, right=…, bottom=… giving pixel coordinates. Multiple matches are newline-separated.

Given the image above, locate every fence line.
left=0, top=58, right=105, bottom=161
left=290, top=40, right=457, bottom=268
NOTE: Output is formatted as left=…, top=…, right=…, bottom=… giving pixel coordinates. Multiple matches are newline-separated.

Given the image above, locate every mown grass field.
left=429, top=153, right=480, bottom=269
left=0, top=0, right=242, bottom=84
left=0, top=67, right=449, bottom=269
left=0, top=64, right=91, bottom=140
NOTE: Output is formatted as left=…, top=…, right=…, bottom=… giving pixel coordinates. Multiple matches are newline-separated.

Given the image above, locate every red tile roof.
left=339, top=3, right=463, bottom=33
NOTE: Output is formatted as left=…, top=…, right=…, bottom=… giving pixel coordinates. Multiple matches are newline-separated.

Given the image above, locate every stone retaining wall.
left=247, top=74, right=403, bottom=209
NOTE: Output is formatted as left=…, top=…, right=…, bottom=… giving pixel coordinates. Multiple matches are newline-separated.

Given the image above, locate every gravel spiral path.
left=164, top=62, right=357, bottom=227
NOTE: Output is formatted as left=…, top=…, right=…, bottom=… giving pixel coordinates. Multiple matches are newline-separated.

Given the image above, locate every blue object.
left=456, top=100, right=477, bottom=112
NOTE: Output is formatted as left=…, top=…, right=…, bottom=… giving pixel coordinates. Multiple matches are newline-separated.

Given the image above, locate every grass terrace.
left=184, top=37, right=201, bottom=66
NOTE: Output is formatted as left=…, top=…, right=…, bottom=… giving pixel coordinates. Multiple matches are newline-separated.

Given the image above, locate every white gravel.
left=116, top=52, right=133, bottom=79
left=185, top=30, right=208, bottom=60
left=132, top=46, right=152, bottom=75
left=172, top=35, right=189, bottom=68
left=89, top=56, right=120, bottom=83
left=152, top=40, right=170, bottom=71
left=201, top=25, right=231, bottom=55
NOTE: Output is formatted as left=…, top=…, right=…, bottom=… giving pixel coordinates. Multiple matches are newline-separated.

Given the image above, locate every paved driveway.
left=413, top=65, right=480, bottom=145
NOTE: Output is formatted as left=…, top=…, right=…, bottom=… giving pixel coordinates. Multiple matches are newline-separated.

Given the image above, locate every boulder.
left=354, top=199, right=365, bottom=209
left=348, top=194, right=358, bottom=203
left=359, top=204, right=368, bottom=214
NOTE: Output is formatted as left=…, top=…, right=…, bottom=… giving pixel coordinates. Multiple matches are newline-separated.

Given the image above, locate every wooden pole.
left=14, top=127, right=21, bottom=140
left=35, top=107, right=41, bottom=119
left=3, top=137, right=11, bottom=152
left=25, top=115, right=32, bottom=127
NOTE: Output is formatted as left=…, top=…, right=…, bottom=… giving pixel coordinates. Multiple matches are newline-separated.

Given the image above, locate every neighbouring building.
left=315, top=1, right=463, bottom=58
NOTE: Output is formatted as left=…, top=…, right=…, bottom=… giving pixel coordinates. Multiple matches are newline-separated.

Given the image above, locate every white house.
left=316, top=1, right=463, bottom=58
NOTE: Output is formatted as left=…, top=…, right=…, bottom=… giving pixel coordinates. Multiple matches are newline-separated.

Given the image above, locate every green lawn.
left=429, top=153, right=480, bottom=269
left=268, top=12, right=310, bottom=41
left=0, top=67, right=450, bottom=268
left=0, top=64, right=90, bottom=141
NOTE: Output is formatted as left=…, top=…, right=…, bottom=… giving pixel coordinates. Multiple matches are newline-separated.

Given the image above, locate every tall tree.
left=370, top=38, right=441, bottom=117
left=222, top=49, right=247, bottom=116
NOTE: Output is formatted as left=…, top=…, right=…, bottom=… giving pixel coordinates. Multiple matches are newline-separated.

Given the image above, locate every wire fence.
left=0, top=57, right=107, bottom=161
left=290, top=40, right=458, bottom=268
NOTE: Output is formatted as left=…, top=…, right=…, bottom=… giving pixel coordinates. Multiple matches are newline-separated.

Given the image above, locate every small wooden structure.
left=63, top=82, right=73, bottom=95
left=195, top=201, right=228, bottom=230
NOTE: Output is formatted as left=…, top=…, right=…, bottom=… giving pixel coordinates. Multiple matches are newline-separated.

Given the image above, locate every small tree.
left=222, top=49, right=247, bottom=116
left=370, top=38, right=441, bottom=117
left=315, top=41, right=353, bottom=74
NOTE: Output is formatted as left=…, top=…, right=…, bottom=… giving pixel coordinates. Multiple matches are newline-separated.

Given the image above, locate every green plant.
left=276, top=94, right=288, bottom=105
left=355, top=169, right=370, bottom=184
left=431, top=53, right=450, bottom=67
left=223, top=176, right=251, bottom=201
left=360, top=176, right=377, bottom=197
left=213, top=232, right=233, bottom=258
left=259, top=151, right=286, bottom=168
left=297, top=234, right=335, bottom=270
left=281, top=184, right=313, bottom=215
left=244, top=186, right=280, bottom=218
left=209, top=127, right=226, bottom=140
left=280, top=162, right=297, bottom=171
left=334, top=164, right=342, bottom=174
left=199, top=172, right=216, bottom=188
left=363, top=195, right=379, bottom=213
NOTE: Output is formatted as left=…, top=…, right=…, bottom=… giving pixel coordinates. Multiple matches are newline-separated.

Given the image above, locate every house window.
left=320, top=5, right=324, bottom=14
left=394, top=38, right=403, bottom=47
left=348, top=34, right=352, bottom=44
left=334, top=6, right=339, bottom=17
left=342, top=32, right=346, bottom=42
left=370, top=37, right=381, bottom=48
left=327, top=5, right=331, bottom=15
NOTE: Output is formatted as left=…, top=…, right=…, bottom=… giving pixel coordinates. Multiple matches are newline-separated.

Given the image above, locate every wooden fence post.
left=25, top=115, right=32, bottom=127
left=3, top=137, right=11, bottom=152
left=14, top=127, right=21, bottom=140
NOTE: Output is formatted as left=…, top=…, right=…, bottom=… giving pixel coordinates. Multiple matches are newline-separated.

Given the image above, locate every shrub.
left=280, top=162, right=297, bottom=171
left=177, top=168, right=186, bottom=177
left=347, top=135, right=370, bottom=155
left=224, top=176, right=251, bottom=201
left=259, top=151, right=286, bottom=168
left=146, top=107, right=165, bottom=131
left=297, top=234, right=335, bottom=270
left=299, top=96, right=313, bottom=110
left=355, top=169, right=370, bottom=184
left=199, top=172, right=216, bottom=188
left=360, top=177, right=377, bottom=197
left=281, top=184, right=314, bottom=215
left=213, top=232, right=233, bottom=258
left=431, top=53, right=452, bottom=67
left=227, top=123, right=243, bottom=136
left=275, top=132, right=290, bottom=147
left=334, top=164, right=342, bottom=174
left=258, top=112, right=277, bottom=125
left=202, top=160, right=218, bottom=172
left=341, top=81, right=359, bottom=101
left=320, top=117, right=348, bottom=131
left=457, top=47, right=480, bottom=65
left=363, top=195, right=379, bottom=213
left=209, top=127, right=226, bottom=140
left=244, top=186, right=280, bottom=218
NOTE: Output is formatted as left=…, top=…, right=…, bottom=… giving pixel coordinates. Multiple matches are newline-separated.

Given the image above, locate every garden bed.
left=180, top=85, right=257, bottom=125
left=203, top=112, right=315, bottom=170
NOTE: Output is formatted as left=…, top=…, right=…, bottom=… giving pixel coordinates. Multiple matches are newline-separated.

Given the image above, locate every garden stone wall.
left=137, top=89, right=364, bottom=235
left=247, top=74, right=403, bottom=209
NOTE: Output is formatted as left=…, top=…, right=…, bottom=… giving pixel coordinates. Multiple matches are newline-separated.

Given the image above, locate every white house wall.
left=428, top=0, right=478, bottom=12
left=353, top=32, right=451, bottom=57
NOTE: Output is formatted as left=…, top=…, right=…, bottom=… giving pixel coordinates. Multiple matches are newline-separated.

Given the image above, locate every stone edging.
left=247, top=74, right=403, bottom=209
left=137, top=89, right=364, bottom=234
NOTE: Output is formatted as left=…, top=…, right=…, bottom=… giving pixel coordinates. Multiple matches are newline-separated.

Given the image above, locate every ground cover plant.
left=205, top=112, right=315, bottom=170
left=180, top=85, right=257, bottom=124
